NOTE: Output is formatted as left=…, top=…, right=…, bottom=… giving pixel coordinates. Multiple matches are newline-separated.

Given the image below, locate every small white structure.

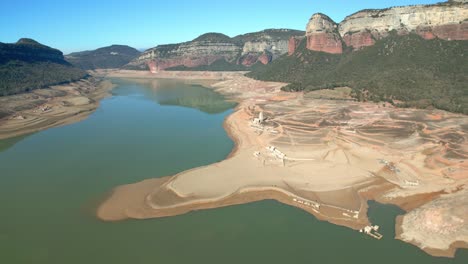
left=12, top=115, right=26, bottom=120
left=404, top=180, right=420, bottom=186
left=293, top=197, right=321, bottom=210
left=253, top=111, right=267, bottom=125
left=34, top=105, right=52, bottom=113
left=267, top=146, right=286, bottom=160
left=360, top=225, right=383, bottom=239
left=353, top=211, right=359, bottom=219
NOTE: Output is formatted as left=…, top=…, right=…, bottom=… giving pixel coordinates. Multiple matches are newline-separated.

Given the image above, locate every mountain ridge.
left=124, top=28, right=305, bottom=72
left=0, top=39, right=87, bottom=96
left=66, top=45, right=140, bottom=70
left=290, top=0, right=468, bottom=54
left=247, top=0, right=468, bottom=114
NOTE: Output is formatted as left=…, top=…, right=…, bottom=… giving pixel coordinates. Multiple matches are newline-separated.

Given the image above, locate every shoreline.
left=0, top=76, right=114, bottom=140
left=7, top=69, right=463, bottom=258
left=395, top=216, right=468, bottom=258
left=97, top=70, right=468, bottom=258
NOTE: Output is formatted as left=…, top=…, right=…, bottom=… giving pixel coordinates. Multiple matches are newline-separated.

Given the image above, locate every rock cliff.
left=125, top=29, right=304, bottom=71
left=339, top=1, right=468, bottom=50
left=292, top=0, right=468, bottom=54
left=234, top=29, right=304, bottom=66
left=305, top=13, right=343, bottom=54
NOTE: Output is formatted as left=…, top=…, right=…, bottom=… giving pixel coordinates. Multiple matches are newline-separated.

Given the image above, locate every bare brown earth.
left=85, top=70, right=468, bottom=257
left=0, top=77, right=114, bottom=140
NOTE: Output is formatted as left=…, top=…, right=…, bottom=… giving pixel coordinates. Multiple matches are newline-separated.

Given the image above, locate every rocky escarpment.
left=0, top=39, right=87, bottom=96
left=125, top=29, right=304, bottom=71
left=234, top=29, right=304, bottom=66
left=248, top=29, right=468, bottom=114
left=305, top=13, right=343, bottom=54
left=340, top=1, right=468, bottom=50
left=289, top=0, right=468, bottom=54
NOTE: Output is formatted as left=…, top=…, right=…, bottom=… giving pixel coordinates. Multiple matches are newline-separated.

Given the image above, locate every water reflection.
left=0, top=134, right=30, bottom=153
left=118, top=78, right=237, bottom=114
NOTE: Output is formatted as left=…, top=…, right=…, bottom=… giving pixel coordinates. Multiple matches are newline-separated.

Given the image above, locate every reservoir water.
left=0, top=79, right=466, bottom=264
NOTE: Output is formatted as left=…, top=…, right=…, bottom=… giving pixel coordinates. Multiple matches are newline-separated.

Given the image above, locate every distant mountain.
left=124, top=29, right=304, bottom=71
left=66, top=45, right=140, bottom=70
left=0, top=38, right=87, bottom=96
left=248, top=0, right=468, bottom=114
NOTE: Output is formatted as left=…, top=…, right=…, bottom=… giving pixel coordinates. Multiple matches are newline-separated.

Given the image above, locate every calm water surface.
left=0, top=79, right=466, bottom=264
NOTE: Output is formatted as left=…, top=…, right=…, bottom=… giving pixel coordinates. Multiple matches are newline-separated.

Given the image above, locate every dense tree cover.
left=0, top=61, right=87, bottom=96
left=0, top=39, right=87, bottom=96
left=66, top=45, right=140, bottom=70
left=247, top=32, right=468, bottom=114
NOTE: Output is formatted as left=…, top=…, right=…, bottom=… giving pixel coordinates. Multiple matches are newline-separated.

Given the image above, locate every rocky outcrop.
left=235, top=29, right=303, bottom=65
left=342, top=31, right=375, bottom=50
left=306, top=13, right=343, bottom=54
left=339, top=1, right=468, bottom=50
left=128, top=33, right=241, bottom=71
left=126, top=29, right=304, bottom=71
left=288, top=36, right=304, bottom=55
left=239, top=51, right=273, bottom=66
left=292, top=1, right=468, bottom=54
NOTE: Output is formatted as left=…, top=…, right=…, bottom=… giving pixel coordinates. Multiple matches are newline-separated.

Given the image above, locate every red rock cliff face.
left=338, top=2, right=468, bottom=50
left=288, top=37, right=303, bottom=55
left=238, top=52, right=273, bottom=66
left=258, top=52, right=272, bottom=64
left=288, top=2, right=468, bottom=54
left=148, top=55, right=227, bottom=71
left=305, top=14, right=343, bottom=54
left=126, top=30, right=305, bottom=71
left=238, top=54, right=258, bottom=66
left=306, top=34, right=343, bottom=54
left=342, top=31, right=375, bottom=50
left=429, top=23, right=468, bottom=40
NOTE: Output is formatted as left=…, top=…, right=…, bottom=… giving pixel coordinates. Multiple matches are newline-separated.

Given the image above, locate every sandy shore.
left=0, top=77, right=114, bottom=140
left=95, top=70, right=467, bottom=257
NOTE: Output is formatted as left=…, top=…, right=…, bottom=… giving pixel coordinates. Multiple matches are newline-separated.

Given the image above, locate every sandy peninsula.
left=96, top=70, right=468, bottom=258
left=0, top=76, right=114, bottom=140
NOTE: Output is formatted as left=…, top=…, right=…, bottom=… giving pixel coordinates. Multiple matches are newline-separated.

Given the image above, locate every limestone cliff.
left=125, top=29, right=304, bottom=71
left=339, top=1, right=468, bottom=50
left=234, top=29, right=304, bottom=66
left=305, top=13, right=343, bottom=54
left=291, top=0, right=468, bottom=54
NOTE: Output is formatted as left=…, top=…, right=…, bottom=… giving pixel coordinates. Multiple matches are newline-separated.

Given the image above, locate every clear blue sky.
left=1, top=0, right=441, bottom=54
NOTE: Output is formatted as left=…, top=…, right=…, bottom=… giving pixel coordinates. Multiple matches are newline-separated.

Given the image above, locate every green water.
left=0, top=79, right=466, bottom=264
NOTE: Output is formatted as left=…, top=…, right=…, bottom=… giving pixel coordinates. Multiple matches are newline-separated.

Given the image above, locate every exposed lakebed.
left=0, top=79, right=466, bottom=263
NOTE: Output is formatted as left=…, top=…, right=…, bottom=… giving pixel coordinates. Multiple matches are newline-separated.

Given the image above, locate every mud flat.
left=396, top=189, right=468, bottom=258
left=98, top=70, right=468, bottom=257
left=0, top=77, right=114, bottom=140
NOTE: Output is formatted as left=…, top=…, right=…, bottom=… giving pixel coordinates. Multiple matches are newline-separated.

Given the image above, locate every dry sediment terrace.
left=97, top=73, right=468, bottom=257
